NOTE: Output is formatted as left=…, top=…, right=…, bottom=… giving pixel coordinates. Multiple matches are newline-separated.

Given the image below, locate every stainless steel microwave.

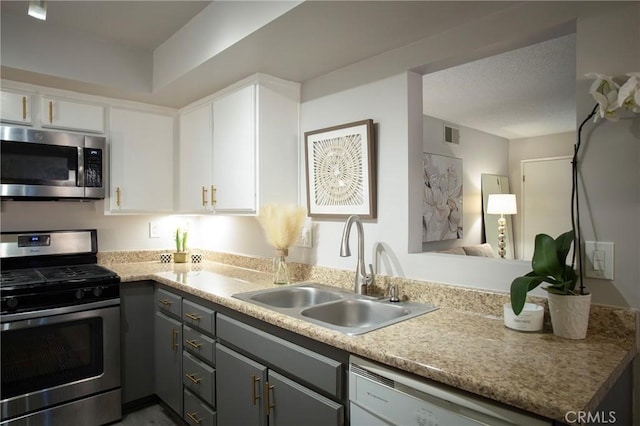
left=0, top=125, right=106, bottom=200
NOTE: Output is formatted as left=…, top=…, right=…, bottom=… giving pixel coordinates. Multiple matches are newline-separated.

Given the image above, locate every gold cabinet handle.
left=201, top=186, right=208, bottom=206
left=265, top=382, right=275, bottom=415
left=159, top=298, right=171, bottom=306
left=48, top=100, right=53, bottom=123
left=185, top=313, right=201, bottom=321
left=211, top=185, right=217, bottom=206
left=186, top=412, right=203, bottom=424
left=116, top=187, right=121, bottom=207
left=22, top=96, right=27, bottom=120
left=171, top=329, right=179, bottom=351
left=252, top=375, right=261, bottom=405
left=185, top=339, right=202, bottom=349
left=185, top=373, right=201, bottom=385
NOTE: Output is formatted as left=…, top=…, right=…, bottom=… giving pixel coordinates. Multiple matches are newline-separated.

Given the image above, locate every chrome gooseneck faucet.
left=340, top=215, right=374, bottom=295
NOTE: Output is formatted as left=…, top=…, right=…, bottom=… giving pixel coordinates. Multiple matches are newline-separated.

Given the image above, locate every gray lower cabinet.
left=216, top=344, right=343, bottom=426
left=120, top=281, right=155, bottom=404
left=154, top=310, right=183, bottom=414
left=216, top=314, right=344, bottom=426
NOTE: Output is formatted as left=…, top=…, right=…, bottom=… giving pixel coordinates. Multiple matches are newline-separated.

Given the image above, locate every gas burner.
left=38, top=265, right=115, bottom=282
left=0, top=269, right=45, bottom=288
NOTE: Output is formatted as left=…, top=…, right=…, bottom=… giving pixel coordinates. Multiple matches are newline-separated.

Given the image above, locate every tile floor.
left=113, top=404, right=182, bottom=426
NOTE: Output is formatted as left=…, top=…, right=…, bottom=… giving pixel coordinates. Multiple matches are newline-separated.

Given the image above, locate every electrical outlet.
left=296, top=224, right=313, bottom=248
left=149, top=221, right=161, bottom=238
left=585, top=241, right=614, bottom=280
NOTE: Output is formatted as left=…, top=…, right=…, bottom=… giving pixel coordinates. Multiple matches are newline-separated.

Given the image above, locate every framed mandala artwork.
left=304, top=119, right=376, bottom=218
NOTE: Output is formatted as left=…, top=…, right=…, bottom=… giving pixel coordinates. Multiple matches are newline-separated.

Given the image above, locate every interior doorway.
left=521, top=156, right=572, bottom=260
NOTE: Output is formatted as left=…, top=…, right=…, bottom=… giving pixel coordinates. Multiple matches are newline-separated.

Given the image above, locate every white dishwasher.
left=349, top=356, right=551, bottom=426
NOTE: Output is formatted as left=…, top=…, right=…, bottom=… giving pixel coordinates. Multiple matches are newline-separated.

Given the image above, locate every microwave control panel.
left=84, top=148, right=102, bottom=187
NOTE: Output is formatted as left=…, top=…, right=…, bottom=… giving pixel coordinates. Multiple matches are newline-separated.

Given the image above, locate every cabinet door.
left=154, top=311, right=183, bottom=415
left=0, top=90, right=32, bottom=125
left=109, top=107, right=174, bottom=212
left=41, top=96, right=105, bottom=133
left=267, top=370, right=343, bottom=426
left=216, top=344, right=267, bottom=426
left=212, top=84, right=256, bottom=213
left=178, top=103, right=214, bottom=213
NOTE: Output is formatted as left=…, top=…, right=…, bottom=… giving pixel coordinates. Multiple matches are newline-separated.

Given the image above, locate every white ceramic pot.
left=503, top=303, right=544, bottom=332
left=547, top=292, right=592, bottom=339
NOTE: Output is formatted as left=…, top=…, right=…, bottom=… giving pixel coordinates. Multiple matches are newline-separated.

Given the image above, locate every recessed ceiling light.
left=28, top=0, right=47, bottom=21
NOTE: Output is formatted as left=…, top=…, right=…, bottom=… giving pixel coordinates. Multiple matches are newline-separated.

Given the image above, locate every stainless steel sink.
left=233, top=282, right=437, bottom=335
left=301, top=298, right=411, bottom=328
left=248, top=285, right=344, bottom=308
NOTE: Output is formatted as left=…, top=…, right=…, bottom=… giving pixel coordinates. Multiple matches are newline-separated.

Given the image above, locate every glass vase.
left=273, top=248, right=290, bottom=285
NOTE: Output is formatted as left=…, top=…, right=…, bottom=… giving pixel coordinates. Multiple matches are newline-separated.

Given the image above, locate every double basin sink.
left=233, top=282, right=437, bottom=335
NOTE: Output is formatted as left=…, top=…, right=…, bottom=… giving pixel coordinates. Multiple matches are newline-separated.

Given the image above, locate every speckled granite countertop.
left=107, top=260, right=637, bottom=422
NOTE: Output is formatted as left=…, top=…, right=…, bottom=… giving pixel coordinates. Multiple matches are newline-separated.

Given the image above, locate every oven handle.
left=1, top=298, right=120, bottom=324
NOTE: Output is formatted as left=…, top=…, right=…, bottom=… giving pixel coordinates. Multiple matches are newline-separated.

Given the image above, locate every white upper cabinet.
left=41, top=96, right=105, bottom=133
left=212, top=84, right=257, bottom=213
left=109, top=107, right=175, bottom=213
left=178, top=102, right=214, bottom=212
left=178, top=74, right=300, bottom=215
left=0, top=89, right=33, bottom=125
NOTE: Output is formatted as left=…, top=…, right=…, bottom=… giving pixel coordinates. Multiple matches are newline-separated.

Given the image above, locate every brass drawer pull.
left=159, top=298, right=172, bottom=306
left=115, top=187, right=121, bottom=207
left=265, top=382, right=275, bottom=415
left=171, top=329, right=179, bottom=351
left=22, top=96, right=27, bottom=120
left=48, top=100, right=53, bottom=123
left=252, top=375, right=261, bottom=405
left=185, top=313, right=202, bottom=321
left=185, top=339, right=202, bottom=349
left=211, top=185, right=217, bottom=206
left=186, top=412, right=203, bottom=424
left=185, top=373, right=202, bottom=385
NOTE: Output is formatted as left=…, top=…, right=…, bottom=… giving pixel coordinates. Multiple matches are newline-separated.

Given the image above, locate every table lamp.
left=487, top=194, right=517, bottom=259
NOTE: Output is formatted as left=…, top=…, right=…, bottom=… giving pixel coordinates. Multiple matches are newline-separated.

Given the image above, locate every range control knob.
left=93, top=287, right=103, bottom=297
left=6, top=297, right=18, bottom=309
left=75, top=289, right=85, bottom=300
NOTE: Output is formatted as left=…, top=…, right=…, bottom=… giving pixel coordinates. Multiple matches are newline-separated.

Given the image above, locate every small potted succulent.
left=174, top=227, right=189, bottom=263
left=509, top=230, right=591, bottom=339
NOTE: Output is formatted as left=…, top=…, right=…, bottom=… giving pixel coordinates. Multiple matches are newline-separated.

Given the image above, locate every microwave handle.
left=77, top=147, right=85, bottom=187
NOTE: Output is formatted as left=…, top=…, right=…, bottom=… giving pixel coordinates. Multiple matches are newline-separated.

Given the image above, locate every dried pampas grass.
left=257, top=204, right=306, bottom=251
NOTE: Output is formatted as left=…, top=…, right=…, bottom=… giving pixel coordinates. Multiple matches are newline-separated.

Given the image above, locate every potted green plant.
left=510, top=230, right=591, bottom=339
left=174, top=227, right=188, bottom=263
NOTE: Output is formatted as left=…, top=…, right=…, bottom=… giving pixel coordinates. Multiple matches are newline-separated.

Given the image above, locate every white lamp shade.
left=487, top=194, right=517, bottom=215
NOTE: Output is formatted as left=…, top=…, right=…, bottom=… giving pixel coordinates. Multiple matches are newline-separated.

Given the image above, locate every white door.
left=521, top=156, right=572, bottom=260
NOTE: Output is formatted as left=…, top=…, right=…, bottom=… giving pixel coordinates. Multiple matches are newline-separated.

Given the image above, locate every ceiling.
left=0, top=1, right=577, bottom=138
left=422, top=33, right=577, bottom=139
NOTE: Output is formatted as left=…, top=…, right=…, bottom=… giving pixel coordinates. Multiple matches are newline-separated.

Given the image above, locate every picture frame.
left=304, top=119, right=376, bottom=219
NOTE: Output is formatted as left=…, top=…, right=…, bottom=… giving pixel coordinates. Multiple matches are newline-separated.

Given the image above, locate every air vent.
left=350, top=362, right=396, bottom=389
left=444, top=125, right=460, bottom=144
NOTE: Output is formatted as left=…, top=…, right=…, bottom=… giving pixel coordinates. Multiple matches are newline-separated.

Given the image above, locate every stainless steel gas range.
left=0, top=230, right=122, bottom=426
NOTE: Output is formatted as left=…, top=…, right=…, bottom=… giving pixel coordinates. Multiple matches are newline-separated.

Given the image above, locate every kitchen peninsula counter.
left=108, top=260, right=638, bottom=423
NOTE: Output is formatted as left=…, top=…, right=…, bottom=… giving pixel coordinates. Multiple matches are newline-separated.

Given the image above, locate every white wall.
left=575, top=3, right=640, bottom=309
left=421, top=115, right=509, bottom=253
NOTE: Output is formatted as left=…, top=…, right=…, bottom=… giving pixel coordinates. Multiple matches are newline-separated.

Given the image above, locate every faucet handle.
left=366, top=264, right=375, bottom=286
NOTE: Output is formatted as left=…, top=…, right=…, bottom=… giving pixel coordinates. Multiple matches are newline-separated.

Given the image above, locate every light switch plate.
left=149, top=221, right=161, bottom=238
left=584, top=241, right=614, bottom=280
left=295, top=223, right=313, bottom=248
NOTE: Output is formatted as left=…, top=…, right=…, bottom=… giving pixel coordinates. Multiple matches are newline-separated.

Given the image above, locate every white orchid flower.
left=617, top=72, right=640, bottom=113
left=586, top=73, right=621, bottom=121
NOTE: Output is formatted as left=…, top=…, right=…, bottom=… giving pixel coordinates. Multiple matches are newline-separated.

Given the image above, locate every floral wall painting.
left=423, top=153, right=463, bottom=242
left=304, top=119, right=376, bottom=219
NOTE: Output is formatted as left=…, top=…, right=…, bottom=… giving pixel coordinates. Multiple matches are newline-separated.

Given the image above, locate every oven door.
left=0, top=300, right=121, bottom=422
